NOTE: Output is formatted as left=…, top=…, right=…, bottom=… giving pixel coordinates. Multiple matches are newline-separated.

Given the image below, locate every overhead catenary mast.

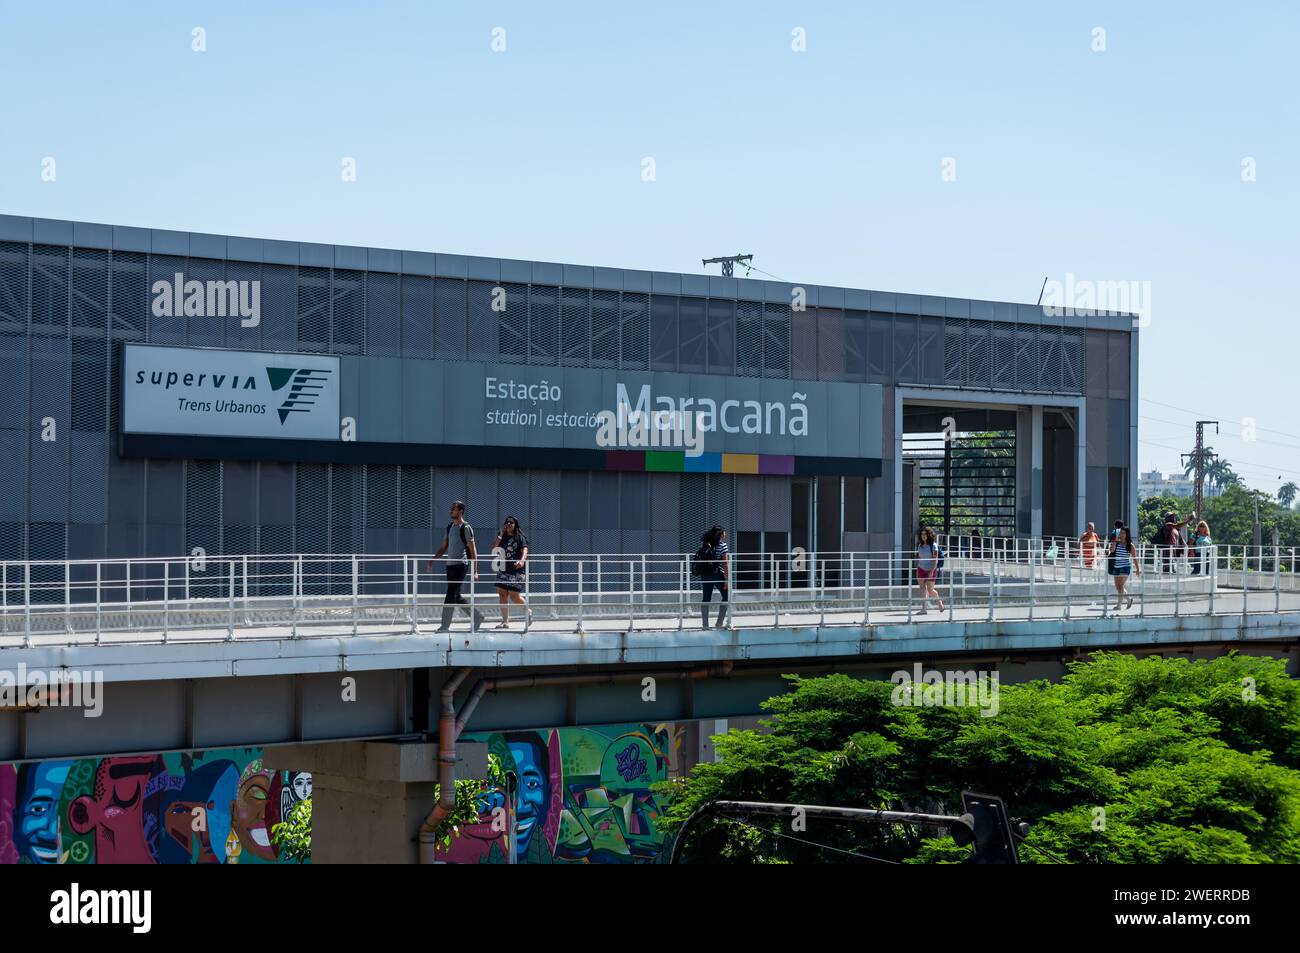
left=701, top=254, right=754, bottom=278
left=1181, top=420, right=1219, bottom=517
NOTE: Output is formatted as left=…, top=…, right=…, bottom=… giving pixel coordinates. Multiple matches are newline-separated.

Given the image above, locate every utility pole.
left=1181, top=420, right=1219, bottom=516
left=701, top=254, right=753, bottom=278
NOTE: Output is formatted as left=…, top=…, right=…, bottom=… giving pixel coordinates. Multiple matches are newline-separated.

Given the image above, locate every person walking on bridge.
left=916, top=526, right=945, bottom=615
left=693, top=525, right=730, bottom=628
left=1107, top=524, right=1140, bottom=610
left=491, top=516, right=529, bottom=628
left=1079, top=522, right=1101, bottom=571
left=1190, top=520, right=1212, bottom=576
left=429, top=500, right=485, bottom=633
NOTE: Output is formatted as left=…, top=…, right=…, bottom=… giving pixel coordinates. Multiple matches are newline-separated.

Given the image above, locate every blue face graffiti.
left=15, top=762, right=71, bottom=864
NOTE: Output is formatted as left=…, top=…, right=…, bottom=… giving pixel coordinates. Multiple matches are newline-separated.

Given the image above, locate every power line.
left=1142, top=415, right=1300, bottom=453
left=1139, top=438, right=1300, bottom=483
left=1141, top=397, right=1300, bottom=443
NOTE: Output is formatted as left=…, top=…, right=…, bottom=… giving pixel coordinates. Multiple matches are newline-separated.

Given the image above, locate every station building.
left=0, top=214, right=1137, bottom=583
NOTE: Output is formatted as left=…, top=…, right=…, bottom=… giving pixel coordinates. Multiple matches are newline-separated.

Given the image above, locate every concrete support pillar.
left=264, top=740, right=488, bottom=864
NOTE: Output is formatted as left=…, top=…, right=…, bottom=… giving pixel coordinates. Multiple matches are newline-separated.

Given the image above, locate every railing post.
left=988, top=557, right=996, bottom=621
left=1174, top=561, right=1181, bottom=618
left=292, top=555, right=301, bottom=640
left=641, top=554, right=648, bottom=625
left=575, top=560, right=585, bottom=634
left=241, top=554, right=249, bottom=611
left=772, top=553, right=779, bottom=627
left=1275, top=544, right=1281, bottom=614
left=64, top=559, right=71, bottom=618
left=1208, top=544, right=1215, bottom=616
left=1028, top=545, right=1036, bottom=621
left=1137, top=559, right=1144, bottom=617
left=352, top=556, right=359, bottom=637
left=226, top=559, right=235, bottom=641
left=469, top=556, right=479, bottom=634
left=863, top=553, right=870, bottom=627
left=677, top=556, right=685, bottom=631
left=1242, top=546, right=1250, bottom=627
left=23, top=561, right=31, bottom=647
left=1065, top=552, right=1072, bottom=620
left=523, top=553, right=532, bottom=634
left=818, top=557, right=825, bottom=628
left=727, top=551, right=735, bottom=630
left=948, top=555, right=955, bottom=623
left=163, top=561, right=170, bottom=644
left=95, top=561, right=102, bottom=645
left=906, top=555, right=913, bottom=622
left=549, top=553, right=556, bottom=621
left=627, top=558, right=636, bottom=633
left=410, top=556, right=422, bottom=632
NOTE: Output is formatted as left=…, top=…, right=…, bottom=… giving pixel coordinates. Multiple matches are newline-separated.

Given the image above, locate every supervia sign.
left=121, top=344, right=340, bottom=440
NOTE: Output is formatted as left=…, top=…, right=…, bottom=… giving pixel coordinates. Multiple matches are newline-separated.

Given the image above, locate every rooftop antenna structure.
left=702, top=254, right=753, bottom=278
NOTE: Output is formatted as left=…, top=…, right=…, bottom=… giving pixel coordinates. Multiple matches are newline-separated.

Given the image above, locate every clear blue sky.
left=2, top=1, right=1296, bottom=493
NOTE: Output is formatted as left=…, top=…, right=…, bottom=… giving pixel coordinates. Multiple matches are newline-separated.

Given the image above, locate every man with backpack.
left=429, top=500, right=486, bottom=632
left=1152, top=510, right=1194, bottom=574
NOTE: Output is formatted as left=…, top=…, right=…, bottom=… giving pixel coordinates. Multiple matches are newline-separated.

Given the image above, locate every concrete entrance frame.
left=894, top=387, right=1088, bottom=549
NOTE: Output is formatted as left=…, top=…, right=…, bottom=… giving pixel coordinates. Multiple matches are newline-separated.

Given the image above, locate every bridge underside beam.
left=0, top=668, right=412, bottom=763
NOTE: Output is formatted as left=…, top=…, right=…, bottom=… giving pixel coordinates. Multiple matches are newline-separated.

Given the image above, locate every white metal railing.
left=0, top=544, right=1296, bottom=646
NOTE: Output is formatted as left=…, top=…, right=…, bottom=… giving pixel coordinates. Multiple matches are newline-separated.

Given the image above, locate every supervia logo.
left=267, top=367, right=333, bottom=424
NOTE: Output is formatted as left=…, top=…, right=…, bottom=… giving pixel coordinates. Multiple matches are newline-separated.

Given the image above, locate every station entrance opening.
left=901, top=401, right=1078, bottom=545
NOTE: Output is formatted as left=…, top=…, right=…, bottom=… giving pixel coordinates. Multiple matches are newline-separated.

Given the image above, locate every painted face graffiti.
left=15, top=761, right=71, bottom=864
left=507, top=739, right=548, bottom=857
left=231, top=760, right=279, bottom=861
left=67, top=757, right=160, bottom=865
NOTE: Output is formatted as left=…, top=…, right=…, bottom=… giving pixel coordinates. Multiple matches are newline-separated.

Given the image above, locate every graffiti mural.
left=437, top=722, right=686, bottom=864
left=0, top=748, right=309, bottom=864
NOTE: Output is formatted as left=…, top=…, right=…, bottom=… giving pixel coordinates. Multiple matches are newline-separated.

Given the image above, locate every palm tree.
left=1183, top=447, right=1215, bottom=481
left=1206, top=458, right=1239, bottom=491
left=1279, top=482, right=1298, bottom=509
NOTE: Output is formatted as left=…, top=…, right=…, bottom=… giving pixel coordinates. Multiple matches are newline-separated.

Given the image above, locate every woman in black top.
left=699, top=525, right=729, bottom=628
left=492, top=516, right=529, bottom=628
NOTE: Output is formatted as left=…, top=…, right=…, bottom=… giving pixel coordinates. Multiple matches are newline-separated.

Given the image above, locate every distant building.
left=1138, top=469, right=1222, bottom=501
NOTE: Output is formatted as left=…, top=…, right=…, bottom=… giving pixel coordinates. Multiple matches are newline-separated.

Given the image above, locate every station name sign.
left=119, top=345, right=883, bottom=462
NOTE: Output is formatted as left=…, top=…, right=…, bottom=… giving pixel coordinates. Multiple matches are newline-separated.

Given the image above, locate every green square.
left=644, top=451, right=683, bottom=472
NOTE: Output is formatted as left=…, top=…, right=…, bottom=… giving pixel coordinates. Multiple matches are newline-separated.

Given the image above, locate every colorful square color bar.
left=605, top=449, right=795, bottom=475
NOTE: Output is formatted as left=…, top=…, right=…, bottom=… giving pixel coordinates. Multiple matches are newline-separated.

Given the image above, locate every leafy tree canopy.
left=1139, top=487, right=1300, bottom=550
left=660, top=653, right=1300, bottom=864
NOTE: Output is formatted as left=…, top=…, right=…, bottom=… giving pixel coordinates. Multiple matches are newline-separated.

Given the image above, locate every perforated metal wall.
left=0, top=236, right=1100, bottom=562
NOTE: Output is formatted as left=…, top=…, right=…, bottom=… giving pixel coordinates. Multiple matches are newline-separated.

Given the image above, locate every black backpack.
left=444, top=522, right=472, bottom=561
left=690, top=542, right=717, bottom=579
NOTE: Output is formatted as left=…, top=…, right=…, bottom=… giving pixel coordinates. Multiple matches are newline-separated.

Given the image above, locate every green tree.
left=431, top=753, right=507, bottom=852
left=271, top=798, right=312, bottom=863
left=1139, top=486, right=1300, bottom=551
left=661, top=653, right=1300, bottom=864
left=1279, top=482, right=1298, bottom=509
